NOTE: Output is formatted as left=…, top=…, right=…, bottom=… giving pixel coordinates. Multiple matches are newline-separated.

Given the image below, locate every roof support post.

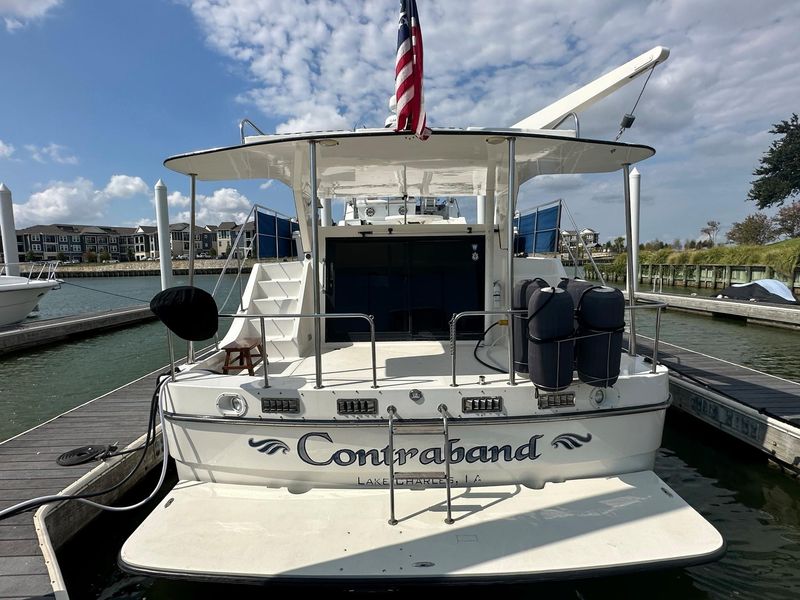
left=622, top=164, right=637, bottom=357
left=309, top=140, right=323, bottom=389
left=188, top=172, right=197, bottom=363
left=507, top=137, right=516, bottom=386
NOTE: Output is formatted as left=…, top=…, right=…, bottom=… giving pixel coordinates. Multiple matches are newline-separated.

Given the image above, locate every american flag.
left=394, top=0, right=429, bottom=140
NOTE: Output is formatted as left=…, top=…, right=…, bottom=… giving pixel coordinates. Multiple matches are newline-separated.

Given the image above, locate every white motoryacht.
left=120, top=45, right=724, bottom=584
left=0, top=262, right=61, bottom=327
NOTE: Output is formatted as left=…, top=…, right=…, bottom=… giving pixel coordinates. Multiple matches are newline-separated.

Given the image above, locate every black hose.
left=473, top=321, right=506, bottom=374
left=0, top=373, right=169, bottom=521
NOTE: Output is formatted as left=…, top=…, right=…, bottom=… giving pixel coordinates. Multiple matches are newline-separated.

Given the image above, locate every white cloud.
left=25, top=143, right=79, bottom=165
left=0, top=0, right=61, bottom=32
left=12, top=174, right=149, bottom=227
left=14, top=178, right=98, bottom=226
left=259, top=180, right=273, bottom=190
left=172, top=187, right=252, bottom=226
left=183, top=0, right=800, bottom=242
left=167, top=191, right=190, bottom=208
left=104, top=175, right=149, bottom=198
left=0, top=139, right=14, bottom=159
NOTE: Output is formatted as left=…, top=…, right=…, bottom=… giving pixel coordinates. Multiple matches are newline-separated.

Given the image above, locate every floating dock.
left=634, top=336, right=800, bottom=473
left=0, top=306, right=156, bottom=355
left=0, top=369, right=163, bottom=599
left=633, top=291, right=800, bottom=329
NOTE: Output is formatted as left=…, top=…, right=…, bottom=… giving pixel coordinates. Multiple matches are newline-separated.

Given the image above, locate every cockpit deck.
left=206, top=339, right=650, bottom=392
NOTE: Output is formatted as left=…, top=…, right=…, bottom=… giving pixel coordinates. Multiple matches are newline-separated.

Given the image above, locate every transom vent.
left=337, top=398, right=378, bottom=415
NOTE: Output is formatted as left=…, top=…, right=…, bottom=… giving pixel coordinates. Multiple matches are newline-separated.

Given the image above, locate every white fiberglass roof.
left=163, top=128, right=654, bottom=198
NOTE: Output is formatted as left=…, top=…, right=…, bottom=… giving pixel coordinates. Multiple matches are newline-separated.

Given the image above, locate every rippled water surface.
left=2, top=275, right=798, bottom=599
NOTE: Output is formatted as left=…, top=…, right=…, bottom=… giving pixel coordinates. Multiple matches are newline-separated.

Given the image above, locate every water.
left=2, top=275, right=799, bottom=598
left=0, top=274, right=240, bottom=441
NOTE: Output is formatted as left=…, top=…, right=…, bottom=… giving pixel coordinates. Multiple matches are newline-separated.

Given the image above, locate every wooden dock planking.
left=0, top=369, right=163, bottom=600
left=632, top=335, right=800, bottom=470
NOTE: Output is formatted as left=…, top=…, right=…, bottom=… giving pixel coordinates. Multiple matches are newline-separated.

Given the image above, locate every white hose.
left=0, top=381, right=171, bottom=519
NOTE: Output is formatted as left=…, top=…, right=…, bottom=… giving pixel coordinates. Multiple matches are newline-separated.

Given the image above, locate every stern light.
left=217, top=393, right=248, bottom=417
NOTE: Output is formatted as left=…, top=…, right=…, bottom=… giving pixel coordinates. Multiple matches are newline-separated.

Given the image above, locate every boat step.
left=391, top=423, right=443, bottom=435
left=394, top=472, right=447, bottom=480
left=257, top=280, right=300, bottom=298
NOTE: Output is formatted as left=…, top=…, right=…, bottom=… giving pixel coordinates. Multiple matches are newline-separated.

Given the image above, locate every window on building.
left=72, top=235, right=80, bottom=242
left=31, top=234, right=41, bottom=241
left=111, top=245, right=118, bottom=252
left=32, top=243, right=41, bottom=251
left=72, top=245, right=81, bottom=251
left=59, top=244, right=69, bottom=251
left=59, top=235, right=68, bottom=242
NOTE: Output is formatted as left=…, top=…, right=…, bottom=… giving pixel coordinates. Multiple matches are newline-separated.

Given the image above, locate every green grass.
left=630, top=238, right=800, bottom=278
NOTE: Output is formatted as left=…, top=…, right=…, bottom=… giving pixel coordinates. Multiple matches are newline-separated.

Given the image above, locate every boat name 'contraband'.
left=248, top=432, right=562, bottom=467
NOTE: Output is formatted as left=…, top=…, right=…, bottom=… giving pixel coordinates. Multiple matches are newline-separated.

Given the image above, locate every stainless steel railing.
left=239, top=118, right=266, bottom=143
left=216, top=311, right=378, bottom=389
left=212, top=203, right=300, bottom=312
left=449, top=309, right=527, bottom=387
left=449, top=301, right=668, bottom=387
left=1, top=260, right=60, bottom=281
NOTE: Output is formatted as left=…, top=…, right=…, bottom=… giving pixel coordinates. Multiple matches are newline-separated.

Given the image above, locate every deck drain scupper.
left=413, top=561, right=435, bottom=568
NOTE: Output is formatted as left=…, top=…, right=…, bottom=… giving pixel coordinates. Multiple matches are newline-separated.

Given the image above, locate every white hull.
left=165, top=405, right=665, bottom=490
left=120, top=471, right=724, bottom=583
left=0, top=277, right=59, bottom=327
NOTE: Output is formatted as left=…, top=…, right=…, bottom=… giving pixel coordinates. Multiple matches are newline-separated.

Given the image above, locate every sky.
left=0, top=0, right=798, bottom=243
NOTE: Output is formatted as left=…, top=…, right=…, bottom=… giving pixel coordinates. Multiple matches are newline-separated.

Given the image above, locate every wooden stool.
left=222, top=338, right=265, bottom=376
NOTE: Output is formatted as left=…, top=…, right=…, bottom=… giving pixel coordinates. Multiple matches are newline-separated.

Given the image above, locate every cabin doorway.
left=325, top=236, right=485, bottom=341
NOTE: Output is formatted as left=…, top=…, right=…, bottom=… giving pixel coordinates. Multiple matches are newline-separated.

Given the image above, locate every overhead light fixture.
left=319, top=139, right=339, bottom=147
left=485, top=136, right=505, bottom=145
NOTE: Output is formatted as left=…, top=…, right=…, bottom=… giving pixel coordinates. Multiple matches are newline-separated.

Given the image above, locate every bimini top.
left=164, top=128, right=654, bottom=198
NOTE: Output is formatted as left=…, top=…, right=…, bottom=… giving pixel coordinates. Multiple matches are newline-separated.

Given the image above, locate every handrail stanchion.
left=369, top=315, right=378, bottom=389
left=259, top=317, right=269, bottom=387
left=652, top=307, right=662, bottom=374
left=450, top=317, right=458, bottom=387
left=166, top=331, right=176, bottom=376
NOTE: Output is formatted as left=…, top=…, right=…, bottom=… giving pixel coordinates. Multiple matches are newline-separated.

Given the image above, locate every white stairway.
left=245, top=261, right=305, bottom=361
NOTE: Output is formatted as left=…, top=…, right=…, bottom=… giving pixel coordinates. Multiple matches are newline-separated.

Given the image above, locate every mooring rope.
left=60, top=280, right=150, bottom=304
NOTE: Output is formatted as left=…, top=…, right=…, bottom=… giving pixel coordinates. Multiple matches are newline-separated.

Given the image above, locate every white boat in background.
left=120, top=44, right=724, bottom=585
left=0, top=262, right=61, bottom=327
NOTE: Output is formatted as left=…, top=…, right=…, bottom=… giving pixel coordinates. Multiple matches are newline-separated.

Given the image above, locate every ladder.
left=386, top=404, right=454, bottom=525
